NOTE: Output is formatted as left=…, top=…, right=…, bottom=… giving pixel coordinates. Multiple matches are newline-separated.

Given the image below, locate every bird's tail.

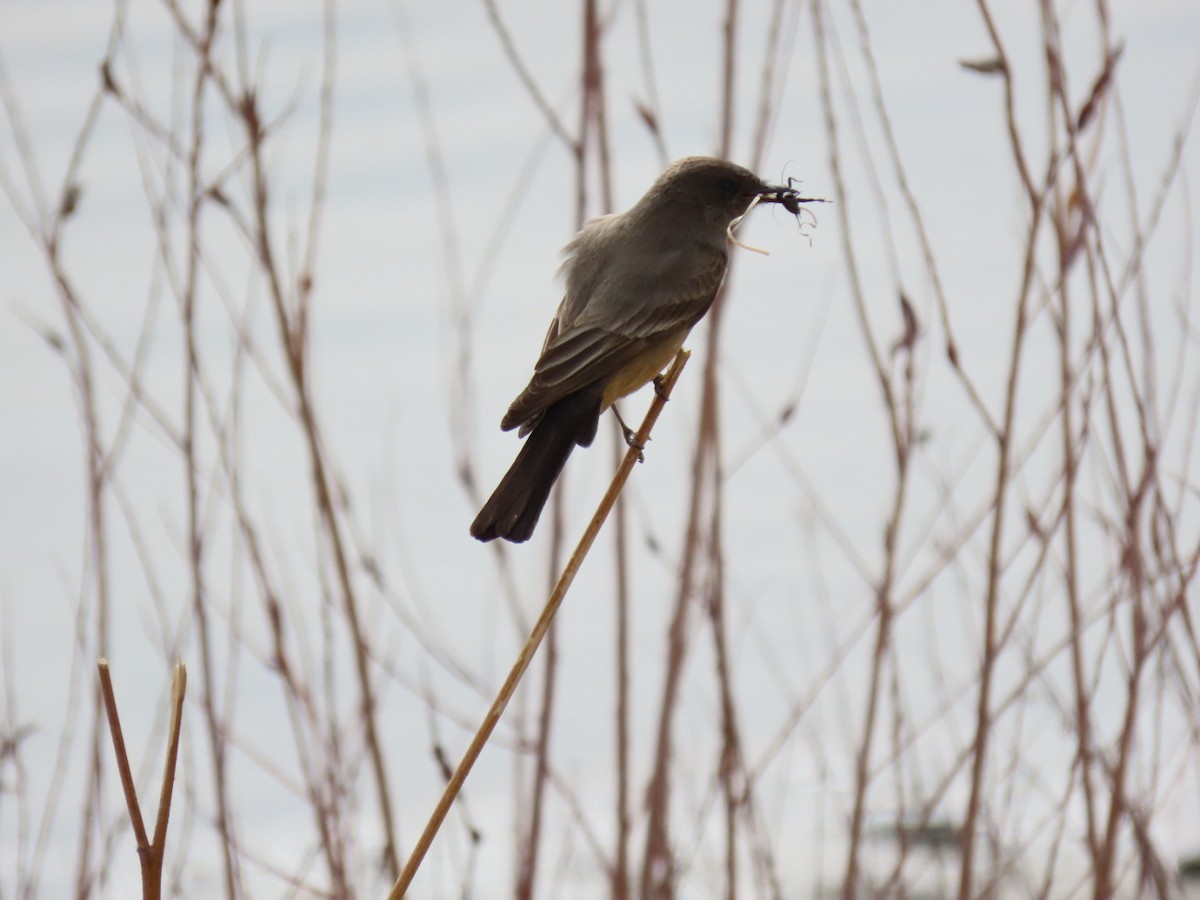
left=470, top=389, right=602, bottom=543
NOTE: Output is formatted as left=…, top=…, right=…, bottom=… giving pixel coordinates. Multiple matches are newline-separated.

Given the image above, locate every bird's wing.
left=500, top=248, right=727, bottom=433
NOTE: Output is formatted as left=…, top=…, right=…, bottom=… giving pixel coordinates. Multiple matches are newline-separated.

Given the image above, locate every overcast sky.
left=3, top=1, right=1200, bottom=896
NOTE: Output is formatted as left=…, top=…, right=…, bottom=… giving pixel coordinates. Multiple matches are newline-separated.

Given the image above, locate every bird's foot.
left=622, top=427, right=646, bottom=463
left=612, top=406, right=646, bottom=460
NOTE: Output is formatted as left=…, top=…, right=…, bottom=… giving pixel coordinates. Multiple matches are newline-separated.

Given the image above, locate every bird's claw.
left=622, top=427, right=646, bottom=463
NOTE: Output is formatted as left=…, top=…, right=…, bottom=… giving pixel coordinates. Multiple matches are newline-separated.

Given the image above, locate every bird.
left=470, top=156, right=797, bottom=543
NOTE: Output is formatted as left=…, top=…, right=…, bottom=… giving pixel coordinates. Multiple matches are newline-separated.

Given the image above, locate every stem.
left=390, top=352, right=691, bottom=899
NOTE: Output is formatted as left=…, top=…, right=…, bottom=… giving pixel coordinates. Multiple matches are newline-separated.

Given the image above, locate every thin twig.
left=479, top=0, right=577, bottom=151
left=98, top=661, right=149, bottom=851
left=151, top=665, right=187, bottom=874
left=389, top=350, right=691, bottom=899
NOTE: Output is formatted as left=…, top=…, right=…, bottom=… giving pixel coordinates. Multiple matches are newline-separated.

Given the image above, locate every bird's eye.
left=718, top=177, right=737, bottom=193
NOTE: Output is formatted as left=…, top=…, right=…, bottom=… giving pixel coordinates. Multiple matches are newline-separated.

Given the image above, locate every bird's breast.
left=599, top=326, right=690, bottom=409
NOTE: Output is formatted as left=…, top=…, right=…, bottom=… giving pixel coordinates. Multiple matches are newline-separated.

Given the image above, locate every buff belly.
left=600, top=327, right=689, bottom=409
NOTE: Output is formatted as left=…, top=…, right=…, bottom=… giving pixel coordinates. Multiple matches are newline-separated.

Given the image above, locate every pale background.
left=2, top=0, right=1200, bottom=897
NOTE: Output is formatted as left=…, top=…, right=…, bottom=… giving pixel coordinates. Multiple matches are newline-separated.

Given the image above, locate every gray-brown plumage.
left=471, top=157, right=794, bottom=543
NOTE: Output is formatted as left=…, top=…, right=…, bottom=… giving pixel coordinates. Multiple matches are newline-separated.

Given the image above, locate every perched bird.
left=471, top=156, right=798, bottom=543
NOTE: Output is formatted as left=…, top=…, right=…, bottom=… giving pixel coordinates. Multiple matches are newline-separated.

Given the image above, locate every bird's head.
left=642, top=157, right=812, bottom=232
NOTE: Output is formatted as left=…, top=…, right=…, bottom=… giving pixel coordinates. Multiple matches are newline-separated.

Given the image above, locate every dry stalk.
left=97, top=661, right=187, bottom=900
left=389, top=350, right=691, bottom=899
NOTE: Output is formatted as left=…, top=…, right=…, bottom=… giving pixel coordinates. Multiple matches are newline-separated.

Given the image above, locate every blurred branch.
left=480, top=0, right=577, bottom=151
